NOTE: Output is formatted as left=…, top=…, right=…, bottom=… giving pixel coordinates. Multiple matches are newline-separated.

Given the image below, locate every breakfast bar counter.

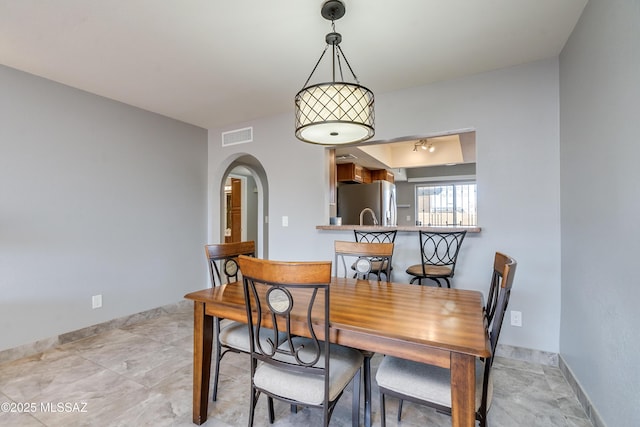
left=316, top=225, right=481, bottom=233
left=315, top=224, right=480, bottom=285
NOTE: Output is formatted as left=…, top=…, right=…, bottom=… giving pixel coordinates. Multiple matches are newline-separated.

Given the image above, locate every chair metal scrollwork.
left=405, top=230, right=467, bottom=287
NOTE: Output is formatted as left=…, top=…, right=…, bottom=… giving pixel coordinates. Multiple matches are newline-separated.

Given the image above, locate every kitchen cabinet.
left=369, top=169, right=394, bottom=183
left=338, top=163, right=394, bottom=183
left=361, top=167, right=371, bottom=183
left=337, top=163, right=367, bottom=183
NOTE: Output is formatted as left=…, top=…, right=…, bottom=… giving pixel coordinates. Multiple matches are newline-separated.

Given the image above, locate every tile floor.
left=0, top=305, right=593, bottom=426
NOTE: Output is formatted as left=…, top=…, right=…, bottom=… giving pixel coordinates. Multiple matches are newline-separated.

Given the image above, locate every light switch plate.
left=282, top=216, right=288, bottom=227
left=510, top=310, right=522, bottom=327
left=92, top=294, right=102, bottom=309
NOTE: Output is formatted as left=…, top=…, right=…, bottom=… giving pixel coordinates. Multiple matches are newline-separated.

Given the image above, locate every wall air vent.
left=221, top=127, right=253, bottom=147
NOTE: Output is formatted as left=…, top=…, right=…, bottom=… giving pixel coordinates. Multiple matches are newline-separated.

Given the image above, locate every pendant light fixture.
left=294, top=0, right=374, bottom=145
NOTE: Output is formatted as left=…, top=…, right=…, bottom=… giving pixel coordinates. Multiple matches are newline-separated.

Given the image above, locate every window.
left=415, top=182, right=477, bottom=226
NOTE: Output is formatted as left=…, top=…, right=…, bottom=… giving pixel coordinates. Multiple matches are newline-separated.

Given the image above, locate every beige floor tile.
left=0, top=307, right=592, bottom=427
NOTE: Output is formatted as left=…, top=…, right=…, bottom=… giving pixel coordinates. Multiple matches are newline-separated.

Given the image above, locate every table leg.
left=363, top=355, right=371, bottom=427
left=192, top=301, right=213, bottom=425
left=450, top=352, right=475, bottom=427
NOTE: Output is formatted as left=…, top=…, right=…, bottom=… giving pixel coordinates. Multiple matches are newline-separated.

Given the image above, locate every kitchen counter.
left=316, top=225, right=481, bottom=233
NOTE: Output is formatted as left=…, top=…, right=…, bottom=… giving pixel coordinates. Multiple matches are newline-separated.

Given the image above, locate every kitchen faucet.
left=359, top=208, right=379, bottom=226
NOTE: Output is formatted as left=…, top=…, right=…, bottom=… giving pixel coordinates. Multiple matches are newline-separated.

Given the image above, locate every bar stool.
left=405, top=230, right=466, bottom=287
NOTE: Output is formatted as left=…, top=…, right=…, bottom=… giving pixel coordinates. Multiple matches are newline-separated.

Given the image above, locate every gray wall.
left=0, top=65, right=208, bottom=351
left=559, top=0, right=640, bottom=425
left=209, top=57, right=562, bottom=354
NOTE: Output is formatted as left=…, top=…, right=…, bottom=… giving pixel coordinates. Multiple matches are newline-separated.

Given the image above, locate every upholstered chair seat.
left=218, top=320, right=285, bottom=354
left=376, top=356, right=491, bottom=410
left=254, top=337, right=363, bottom=405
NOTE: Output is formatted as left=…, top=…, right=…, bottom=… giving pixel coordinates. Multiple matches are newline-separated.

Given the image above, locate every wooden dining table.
left=184, top=277, right=490, bottom=427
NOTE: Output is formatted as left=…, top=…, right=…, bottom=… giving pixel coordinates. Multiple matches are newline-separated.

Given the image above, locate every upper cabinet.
left=337, top=163, right=394, bottom=184
left=369, top=168, right=395, bottom=183
left=337, top=163, right=366, bottom=183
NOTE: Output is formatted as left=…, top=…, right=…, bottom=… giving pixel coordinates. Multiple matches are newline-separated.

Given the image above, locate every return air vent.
left=221, top=127, right=253, bottom=147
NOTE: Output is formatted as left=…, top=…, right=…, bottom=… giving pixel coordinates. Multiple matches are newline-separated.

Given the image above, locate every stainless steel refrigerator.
left=337, top=181, right=397, bottom=226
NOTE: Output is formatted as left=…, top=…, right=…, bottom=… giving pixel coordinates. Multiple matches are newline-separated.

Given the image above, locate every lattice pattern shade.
left=295, top=82, right=374, bottom=145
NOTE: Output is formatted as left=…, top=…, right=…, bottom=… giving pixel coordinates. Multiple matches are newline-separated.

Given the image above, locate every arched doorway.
left=219, top=155, right=268, bottom=258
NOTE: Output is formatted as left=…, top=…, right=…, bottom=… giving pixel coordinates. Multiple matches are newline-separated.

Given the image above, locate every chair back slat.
left=487, top=252, right=517, bottom=355
left=205, top=241, right=255, bottom=286
left=485, top=252, right=513, bottom=324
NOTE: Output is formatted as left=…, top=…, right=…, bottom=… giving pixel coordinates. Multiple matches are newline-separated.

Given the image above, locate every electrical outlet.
left=510, top=310, right=522, bottom=327
left=282, top=216, right=288, bottom=227
left=92, top=294, right=102, bottom=309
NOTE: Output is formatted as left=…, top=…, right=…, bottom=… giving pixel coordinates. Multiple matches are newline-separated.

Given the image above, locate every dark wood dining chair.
left=237, top=255, right=363, bottom=427
left=405, top=230, right=467, bottom=287
left=353, top=230, right=397, bottom=280
left=376, top=251, right=517, bottom=427
left=334, top=239, right=393, bottom=427
left=205, top=241, right=284, bottom=402
left=335, top=240, right=394, bottom=281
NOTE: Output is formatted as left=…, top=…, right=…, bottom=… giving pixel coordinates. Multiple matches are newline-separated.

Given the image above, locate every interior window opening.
left=415, top=182, right=477, bottom=226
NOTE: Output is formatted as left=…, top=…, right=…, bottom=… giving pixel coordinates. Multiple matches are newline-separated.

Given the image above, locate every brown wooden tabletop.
left=185, top=277, right=490, bottom=427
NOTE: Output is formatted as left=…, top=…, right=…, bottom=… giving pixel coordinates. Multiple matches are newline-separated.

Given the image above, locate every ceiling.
left=0, top=1, right=587, bottom=131
left=335, top=132, right=476, bottom=171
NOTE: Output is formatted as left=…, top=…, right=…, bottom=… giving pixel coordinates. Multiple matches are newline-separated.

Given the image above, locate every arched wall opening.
left=217, top=154, right=269, bottom=258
